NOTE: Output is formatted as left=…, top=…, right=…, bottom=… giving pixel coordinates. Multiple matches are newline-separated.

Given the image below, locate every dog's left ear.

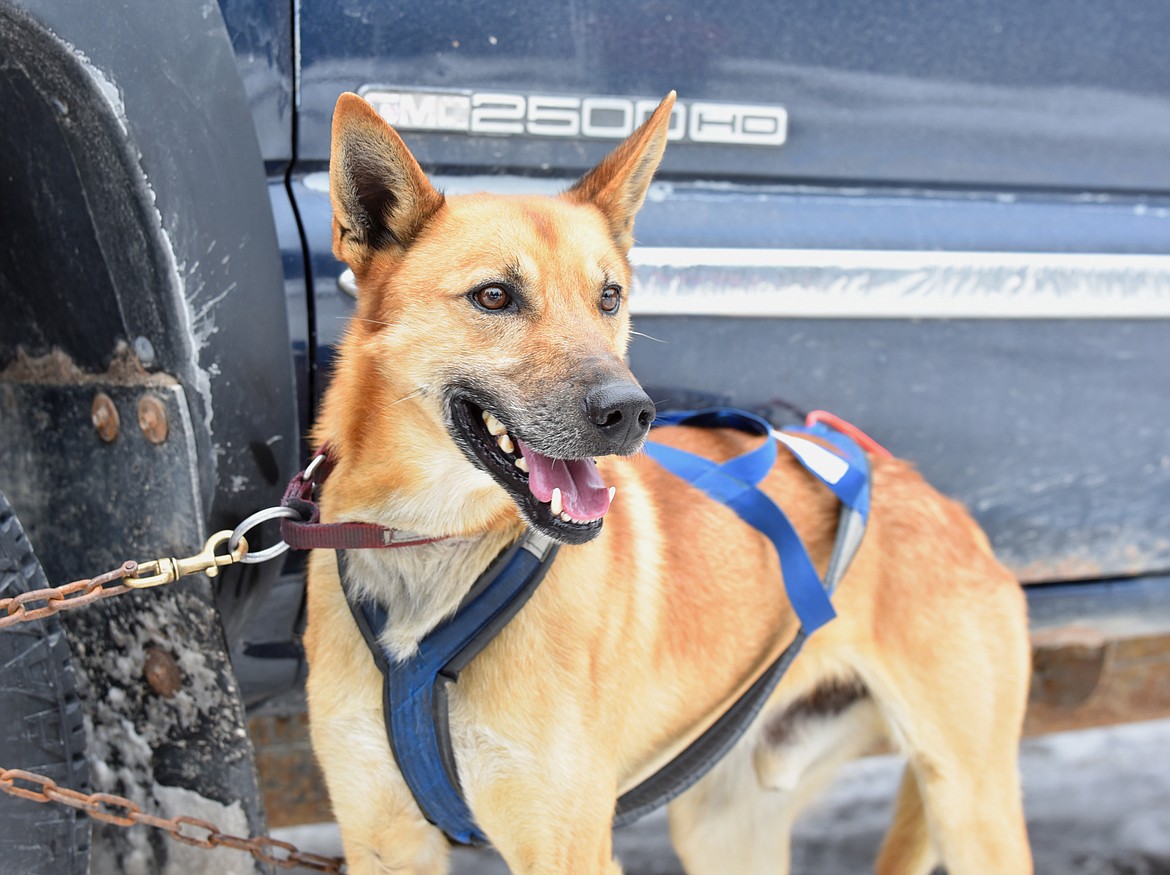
left=565, top=91, right=676, bottom=252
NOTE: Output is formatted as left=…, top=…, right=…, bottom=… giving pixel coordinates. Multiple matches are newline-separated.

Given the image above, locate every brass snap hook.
left=128, top=531, right=248, bottom=589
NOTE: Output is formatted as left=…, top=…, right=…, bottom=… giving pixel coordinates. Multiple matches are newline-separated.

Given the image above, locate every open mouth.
left=448, top=396, right=614, bottom=544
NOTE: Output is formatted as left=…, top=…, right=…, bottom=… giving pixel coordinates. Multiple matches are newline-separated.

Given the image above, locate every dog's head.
left=326, top=91, right=674, bottom=544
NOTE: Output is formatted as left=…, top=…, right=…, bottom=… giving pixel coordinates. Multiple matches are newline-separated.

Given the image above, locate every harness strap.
left=612, top=409, right=871, bottom=822
left=613, top=627, right=808, bottom=825
left=340, top=530, right=559, bottom=845
left=645, top=409, right=870, bottom=634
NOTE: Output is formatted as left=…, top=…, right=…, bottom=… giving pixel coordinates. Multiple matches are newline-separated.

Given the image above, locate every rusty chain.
left=1, top=530, right=346, bottom=871
left=0, top=767, right=345, bottom=872
left=0, top=560, right=137, bottom=629
left=0, top=530, right=247, bottom=629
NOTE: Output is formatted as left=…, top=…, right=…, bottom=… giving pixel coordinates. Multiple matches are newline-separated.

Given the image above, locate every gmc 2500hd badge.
left=359, top=88, right=788, bottom=147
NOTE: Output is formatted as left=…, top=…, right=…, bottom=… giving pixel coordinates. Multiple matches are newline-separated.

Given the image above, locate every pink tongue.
left=515, top=439, right=612, bottom=521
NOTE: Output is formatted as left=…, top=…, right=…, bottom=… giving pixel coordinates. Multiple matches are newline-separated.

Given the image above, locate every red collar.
left=280, top=445, right=453, bottom=550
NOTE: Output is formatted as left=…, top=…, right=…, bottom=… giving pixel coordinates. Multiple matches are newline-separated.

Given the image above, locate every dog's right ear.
left=329, top=93, right=445, bottom=267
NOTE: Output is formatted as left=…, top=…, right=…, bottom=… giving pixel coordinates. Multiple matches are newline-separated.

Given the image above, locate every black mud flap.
left=0, top=487, right=270, bottom=874
left=0, top=491, right=90, bottom=875
left=62, top=583, right=271, bottom=875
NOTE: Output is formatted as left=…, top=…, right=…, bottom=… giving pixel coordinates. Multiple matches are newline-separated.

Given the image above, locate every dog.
left=303, top=91, right=1033, bottom=874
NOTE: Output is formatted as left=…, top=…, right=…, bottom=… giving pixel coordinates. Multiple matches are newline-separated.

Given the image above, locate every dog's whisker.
left=630, top=330, right=667, bottom=343
left=346, top=316, right=397, bottom=328
left=388, top=386, right=427, bottom=406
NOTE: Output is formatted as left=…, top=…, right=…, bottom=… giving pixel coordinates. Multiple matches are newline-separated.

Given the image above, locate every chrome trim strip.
left=628, top=247, right=1170, bottom=319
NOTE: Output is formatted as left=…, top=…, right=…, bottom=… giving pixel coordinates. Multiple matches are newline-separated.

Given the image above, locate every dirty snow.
left=153, top=785, right=253, bottom=875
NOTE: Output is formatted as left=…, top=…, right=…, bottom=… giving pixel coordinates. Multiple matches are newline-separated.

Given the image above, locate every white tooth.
left=481, top=410, right=491, bottom=422
left=550, top=487, right=563, bottom=516
left=608, top=486, right=616, bottom=502
left=485, top=412, right=507, bottom=436
left=497, top=433, right=514, bottom=454
left=560, top=512, right=572, bottom=523
left=515, top=456, right=529, bottom=473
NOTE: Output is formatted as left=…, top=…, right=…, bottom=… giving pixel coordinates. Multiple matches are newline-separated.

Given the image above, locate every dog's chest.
left=341, top=536, right=510, bottom=662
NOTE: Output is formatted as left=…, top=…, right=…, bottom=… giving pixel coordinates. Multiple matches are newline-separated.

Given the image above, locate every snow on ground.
left=277, top=718, right=1170, bottom=874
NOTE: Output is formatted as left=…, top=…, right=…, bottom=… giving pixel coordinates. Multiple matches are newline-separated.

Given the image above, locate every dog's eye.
left=472, top=284, right=511, bottom=312
left=600, top=285, right=622, bottom=314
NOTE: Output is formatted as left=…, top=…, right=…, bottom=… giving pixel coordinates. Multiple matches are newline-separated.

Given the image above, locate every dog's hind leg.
left=669, top=740, right=800, bottom=875
left=863, top=596, right=1033, bottom=874
left=860, top=691, right=1031, bottom=874
left=669, top=685, right=886, bottom=875
left=894, top=739, right=1030, bottom=875
left=874, top=766, right=937, bottom=875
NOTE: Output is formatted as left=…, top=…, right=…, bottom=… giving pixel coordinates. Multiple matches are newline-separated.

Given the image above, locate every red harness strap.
left=280, top=446, right=452, bottom=550
left=805, top=410, right=893, bottom=459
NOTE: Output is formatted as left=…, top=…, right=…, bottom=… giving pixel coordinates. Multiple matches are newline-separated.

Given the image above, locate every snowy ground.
left=277, top=718, right=1170, bottom=874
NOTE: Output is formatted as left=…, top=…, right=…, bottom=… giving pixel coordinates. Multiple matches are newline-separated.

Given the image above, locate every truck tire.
left=0, top=490, right=90, bottom=874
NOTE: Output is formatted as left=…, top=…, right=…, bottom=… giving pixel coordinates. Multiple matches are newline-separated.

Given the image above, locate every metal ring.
left=302, top=453, right=327, bottom=482
left=228, top=506, right=301, bottom=565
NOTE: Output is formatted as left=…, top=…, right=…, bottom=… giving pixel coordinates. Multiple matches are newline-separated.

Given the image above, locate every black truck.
left=2, top=0, right=1169, bottom=871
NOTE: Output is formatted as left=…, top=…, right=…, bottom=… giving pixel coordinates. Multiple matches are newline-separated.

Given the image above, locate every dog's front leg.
left=304, top=560, right=453, bottom=875
left=310, top=703, right=452, bottom=875
left=469, top=771, right=624, bottom=875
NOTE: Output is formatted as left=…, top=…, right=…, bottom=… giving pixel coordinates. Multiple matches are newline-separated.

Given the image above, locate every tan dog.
left=304, top=91, right=1033, bottom=875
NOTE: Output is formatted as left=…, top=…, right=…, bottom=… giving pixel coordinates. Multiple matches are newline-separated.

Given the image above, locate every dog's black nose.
left=584, top=380, right=656, bottom=454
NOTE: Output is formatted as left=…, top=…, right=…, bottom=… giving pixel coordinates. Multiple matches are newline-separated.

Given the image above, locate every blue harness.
left=338, top=408, right=872, bottom=845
